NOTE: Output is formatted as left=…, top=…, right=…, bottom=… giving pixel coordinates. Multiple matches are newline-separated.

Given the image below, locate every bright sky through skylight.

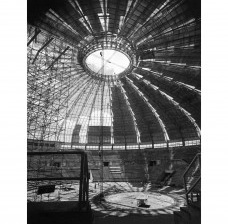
left=85, top=49, right=130, bottom=75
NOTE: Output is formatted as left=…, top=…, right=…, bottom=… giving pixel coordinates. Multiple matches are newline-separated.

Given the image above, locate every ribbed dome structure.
left=27, top=0, right=201, bottom=150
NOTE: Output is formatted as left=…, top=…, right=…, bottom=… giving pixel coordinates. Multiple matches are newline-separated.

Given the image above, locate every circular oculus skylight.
left=85, top=49, right=131, bottom=76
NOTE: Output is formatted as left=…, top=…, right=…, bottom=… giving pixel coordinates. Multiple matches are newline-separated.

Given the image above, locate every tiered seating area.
left=27, top=145, right=200, bottom=187
left=109, top=166, right=122, bottom=174
left=87, top=146, right=200, bottom=186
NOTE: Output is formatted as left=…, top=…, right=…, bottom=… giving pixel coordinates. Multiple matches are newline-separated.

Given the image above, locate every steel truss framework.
left=27, top=0, right=201, bottom=150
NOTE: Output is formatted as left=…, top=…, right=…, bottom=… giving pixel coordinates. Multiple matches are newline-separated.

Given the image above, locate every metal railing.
left=27, top=151, right=90, bottom=210
left=183, top=153, right=201, bottom=205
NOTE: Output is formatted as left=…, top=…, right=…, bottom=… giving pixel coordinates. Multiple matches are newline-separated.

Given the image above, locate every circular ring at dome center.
left=85, top=49, right=131, bottom=76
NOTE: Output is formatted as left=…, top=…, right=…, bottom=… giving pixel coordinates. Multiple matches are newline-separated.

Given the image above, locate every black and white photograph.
left=26, top=1, right=201, bottom=223
left=1, top=0, right=228, bottom=224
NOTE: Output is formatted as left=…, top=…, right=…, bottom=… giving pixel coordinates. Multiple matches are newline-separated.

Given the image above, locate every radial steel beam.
left=119, top=81, right=140, bottom=144
left=27, top=28, right=41, bottom=46
left=125, top=76, right=170, bottom=142
left=32, top=38, right=54, bottom=64
left=82, top=79, right=102, bottom=144
left=46, top=46, right=70, bottom=70
left=70, top=77, right=100, bottom=145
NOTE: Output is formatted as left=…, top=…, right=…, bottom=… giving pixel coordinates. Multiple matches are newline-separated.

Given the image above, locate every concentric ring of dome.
left=84, top=49, right=132, bottom=78
left=78, top=34, right=136, bottom=80
left=85, top=49, right=131, bottom=76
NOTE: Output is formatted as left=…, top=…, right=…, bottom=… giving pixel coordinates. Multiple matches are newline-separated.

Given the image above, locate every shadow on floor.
left=93, top=209, right=175, bottom=224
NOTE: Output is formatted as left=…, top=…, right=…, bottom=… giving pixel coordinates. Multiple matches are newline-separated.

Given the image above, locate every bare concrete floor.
left=28, top=182, right=186, bottom=224
left=90, top=184, right=186, bottom=224
left=94, top=212, right=175, bottom=224
left=105, top=192, right=175, bottom=210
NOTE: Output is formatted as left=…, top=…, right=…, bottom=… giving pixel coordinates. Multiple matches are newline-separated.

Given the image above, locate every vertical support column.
left=85, top=155, right=89, bottom=202
left=82, top=154, right=86, bottom=202
left=99, top=49, right=105, bottom=198
left=103, top=0, right=107, bottom=44
left=79, top=153, right=85, bottom=209
left=107, top=76, right=114, bottom=145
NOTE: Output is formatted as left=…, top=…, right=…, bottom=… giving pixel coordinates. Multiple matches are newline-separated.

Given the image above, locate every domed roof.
left=27, top=0, right=201, bottom=149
